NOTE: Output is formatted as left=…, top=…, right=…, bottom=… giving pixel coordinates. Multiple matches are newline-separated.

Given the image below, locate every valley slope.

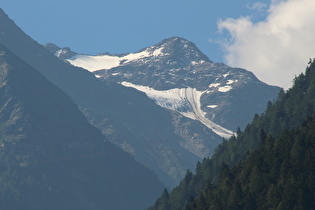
left=149, top=59, right=315, bottom=210
left=0, top=8, right=222, bottom=187
left=0, top=45, right=163, bottom=210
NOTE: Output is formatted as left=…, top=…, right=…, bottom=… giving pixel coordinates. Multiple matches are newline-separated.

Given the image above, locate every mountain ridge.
left=0, top=8, right=221, bottom=187
left=0, top=44, right=164, bottom=210
left=50, top=36, right=279, bottom=133
left=149, top=59, right=315, bottom=210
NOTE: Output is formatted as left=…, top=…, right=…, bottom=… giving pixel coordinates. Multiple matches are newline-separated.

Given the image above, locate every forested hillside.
left=185, top=116, right=315, bottom=209
left=149, top=59, right=315, bottom=209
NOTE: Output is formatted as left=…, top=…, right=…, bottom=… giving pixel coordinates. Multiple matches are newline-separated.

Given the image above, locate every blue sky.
left=0, top=0, right=266, bottom=61
left=1, top=0, right=315, bottom=89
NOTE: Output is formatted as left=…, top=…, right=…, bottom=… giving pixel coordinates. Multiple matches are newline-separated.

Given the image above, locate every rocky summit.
left=51, top=37, right=280, bottom=137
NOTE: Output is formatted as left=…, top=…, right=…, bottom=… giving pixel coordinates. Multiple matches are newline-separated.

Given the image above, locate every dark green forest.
left=149, top=59, right=315, bottom=209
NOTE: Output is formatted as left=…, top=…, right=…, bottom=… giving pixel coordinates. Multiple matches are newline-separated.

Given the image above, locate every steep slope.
left=0, top=45, right=163, bottom=210
left=185, top=118, right=315, bottom=210
left=0, top=8, right=217, bottom=187
left=121, top=82, right=233, bottom=139
left=149, top=59, right=315, bottom=209
left=56, top=37, right=279, bottom=132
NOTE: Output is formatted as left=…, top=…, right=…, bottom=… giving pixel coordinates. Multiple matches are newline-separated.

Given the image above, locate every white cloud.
left=247, top=2, right=267, bottom=12
left=218, top=0, right=315, bottom=89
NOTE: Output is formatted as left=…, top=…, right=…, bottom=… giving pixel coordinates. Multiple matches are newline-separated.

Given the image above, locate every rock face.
left=57, top=36, right=280, bottom=135
left=0, top=8, right=225, bottom=188
left=0, top=44, right=164, bottom=210
left=46, top=35, right=279, bottom=187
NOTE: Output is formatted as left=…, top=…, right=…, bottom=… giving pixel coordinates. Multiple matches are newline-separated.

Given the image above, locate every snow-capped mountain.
left=49, top=37, right=280, bottom=136
left=2, top=7, right=228, bottom=188
left=45, top=43, right=76, bottom=60
left=121, top=82, right=233, bottom=138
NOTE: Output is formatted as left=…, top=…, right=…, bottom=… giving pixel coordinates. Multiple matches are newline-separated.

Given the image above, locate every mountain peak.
left=44, top=43, right=60, bottom=52
left=150, top=36, right=212, bottom=64
left=160, top=36, right=190, bottom=44
left=44, top=43, right=76, bottom=59
left=161, top=36, right=194, bottom=45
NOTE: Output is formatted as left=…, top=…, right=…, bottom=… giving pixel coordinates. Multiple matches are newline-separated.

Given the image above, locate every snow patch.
left=66, top=47, right=166, bottom=72
left=226, top=79, right=238, bottom=85
left=218, top=86, right=233, bottom=92
left=67, top=54, right=121, bottom=71
left=122, top=82, right=192, bottom=111
left=191, top=60, right=204, bottom=65
left=121, top=82, right=233, bottom=139
left=153, top=47, right=163, bottom=56
left=209, top=83, right=221, bottom=88
left=123, top=50, right=151, bottom=61
left=55, top=49, right=63, bottom=57
left=181, top=112, right=197, bottom=120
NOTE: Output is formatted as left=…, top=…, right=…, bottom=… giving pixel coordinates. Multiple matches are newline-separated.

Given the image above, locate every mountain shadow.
left=0, top=44, right=163, bottom=210
left=0, top=8, right=214, bottom=187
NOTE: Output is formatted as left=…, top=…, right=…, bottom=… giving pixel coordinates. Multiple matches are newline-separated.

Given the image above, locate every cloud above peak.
left=247, top=2, right=267, bottom=12
left=218, top=0, right=315, bottom=89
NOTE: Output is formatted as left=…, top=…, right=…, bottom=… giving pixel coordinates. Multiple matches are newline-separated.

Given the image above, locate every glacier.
left=121, top=82, right=234, bottom=139
left=66, top=46, right=166, bottom=71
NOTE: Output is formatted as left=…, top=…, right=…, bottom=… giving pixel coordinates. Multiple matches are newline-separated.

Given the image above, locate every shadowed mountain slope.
left=0, top=44, right=163, bottom=210
left=0, top=8, right=224, bottom=187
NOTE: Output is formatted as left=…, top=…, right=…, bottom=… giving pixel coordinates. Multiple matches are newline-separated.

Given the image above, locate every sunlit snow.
left=66, top=47, right=166, bottom=72
left=209, top=83, right=221, bottom=88
left=67, top=54, right=121, bottom=71
left=153, top=48, right=163, bottom=56
left=122, top=82, right=233, bottom=138
left=191, top=60, right=205, bottom=65
left=226, top=79, right=238, bottom=85
left=218, top=86, right=233, bottom=92
left=55, top=49, right=64, bottom=57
